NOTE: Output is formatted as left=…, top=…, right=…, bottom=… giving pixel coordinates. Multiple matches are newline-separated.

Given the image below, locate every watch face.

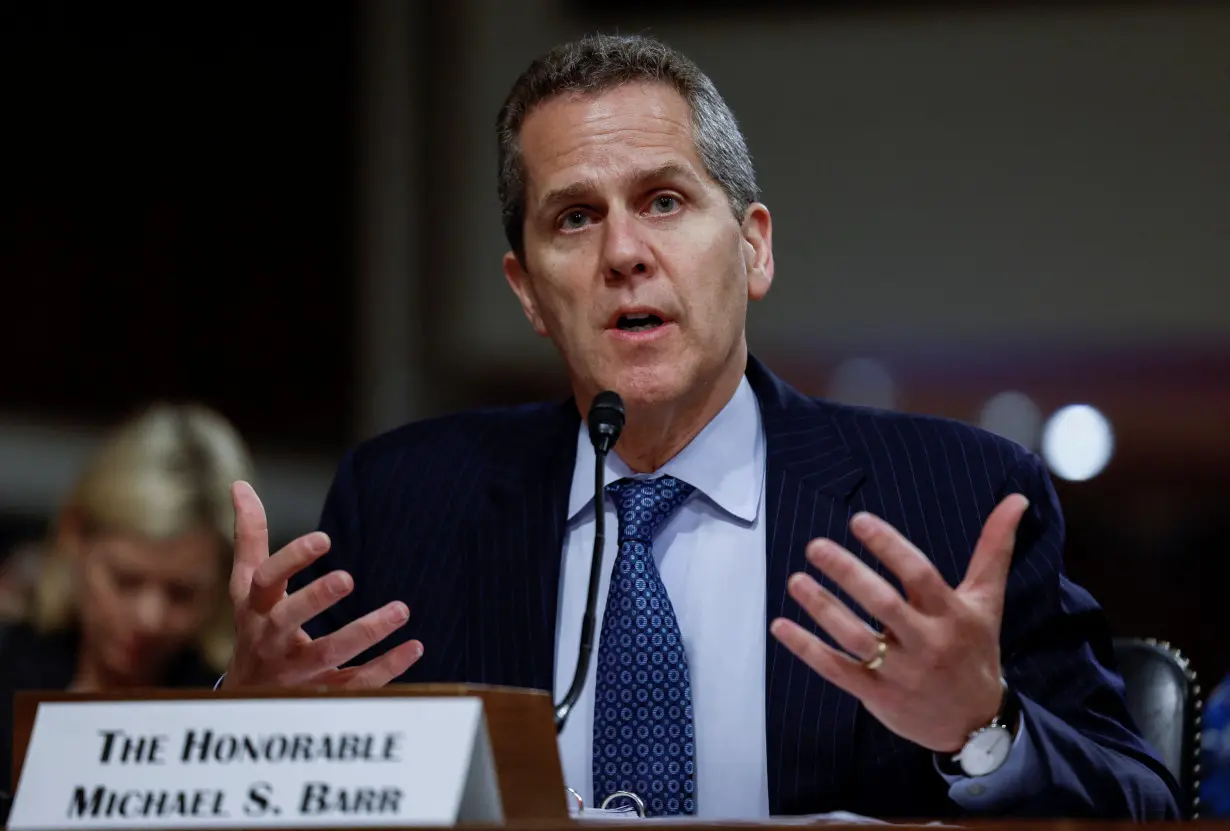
left=959, top=726, right=1013, bottom=777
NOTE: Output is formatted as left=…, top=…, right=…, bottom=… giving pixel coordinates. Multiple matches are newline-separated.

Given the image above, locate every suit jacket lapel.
left=471, top=400, right=580, bottom=692
left=747, top=356, right=869, bottom=815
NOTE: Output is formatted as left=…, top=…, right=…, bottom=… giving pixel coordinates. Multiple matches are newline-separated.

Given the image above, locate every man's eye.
left=649, top=195, right=679, bottom=214
left=560, top=211, right=590, bottom=230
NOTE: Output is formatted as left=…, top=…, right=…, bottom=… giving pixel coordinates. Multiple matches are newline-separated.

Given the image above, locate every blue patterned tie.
left=593, top=476, right=697, bottom=816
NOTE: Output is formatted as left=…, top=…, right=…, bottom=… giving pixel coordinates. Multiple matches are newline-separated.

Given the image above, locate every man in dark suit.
left=220, top=34, right=1179, bottom=819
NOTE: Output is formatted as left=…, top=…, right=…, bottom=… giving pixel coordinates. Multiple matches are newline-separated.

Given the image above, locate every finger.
left=960, top=494, right=1030, bottom=609
left=266, top=569, right=354, bottom=635
left=229, top=481, right=269, bottom=604
left=314, top=666, right=364, bottom=686
left=806, top=538, right=926, bottom=645
left=848, top=513, right=953, bottom=613
left=341, top=639, right=425, bottom=689
left=770, top=618, right=875, bottom=700
left=250, top=532, right=332, bottom=615
left=787, top=573, right=884, bottom=662
left=306, top=601, right=411, bottom=671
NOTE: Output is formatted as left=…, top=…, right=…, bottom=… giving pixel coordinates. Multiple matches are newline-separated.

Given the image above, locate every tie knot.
left=605, top=476, right=695, bottom=543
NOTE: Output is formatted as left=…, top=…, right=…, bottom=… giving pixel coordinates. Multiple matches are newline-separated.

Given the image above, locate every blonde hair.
left=31, top=403, right=254, bottom=671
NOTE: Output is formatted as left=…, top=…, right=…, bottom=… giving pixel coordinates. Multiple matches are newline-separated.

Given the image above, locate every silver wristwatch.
left=951, top=680, right=1020, bottom=777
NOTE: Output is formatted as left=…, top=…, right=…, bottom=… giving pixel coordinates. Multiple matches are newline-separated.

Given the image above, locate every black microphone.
left=555, top=391, right=625, bottom=733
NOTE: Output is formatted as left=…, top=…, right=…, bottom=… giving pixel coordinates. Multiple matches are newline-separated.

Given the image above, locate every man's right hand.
left=220, top=481, right=423, bottom=690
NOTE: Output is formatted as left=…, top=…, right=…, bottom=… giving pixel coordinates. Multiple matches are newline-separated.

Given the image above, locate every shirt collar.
left=567, top=376, right=764, bottom=524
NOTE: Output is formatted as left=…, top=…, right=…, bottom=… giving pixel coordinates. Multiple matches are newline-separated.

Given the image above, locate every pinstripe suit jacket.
left=296, top=356, right=1179, bottom=819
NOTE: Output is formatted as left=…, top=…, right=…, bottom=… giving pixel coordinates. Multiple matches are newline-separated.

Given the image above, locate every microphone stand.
left=554, top=444, right=607, bottom=733
left=554, top=391, right=623, bottom=734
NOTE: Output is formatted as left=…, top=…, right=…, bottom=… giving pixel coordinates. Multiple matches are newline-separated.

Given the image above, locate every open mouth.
left=615, top=312, right=666, bottom=333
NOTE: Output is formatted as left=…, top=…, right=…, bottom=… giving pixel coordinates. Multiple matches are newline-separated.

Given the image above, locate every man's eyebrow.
left=629, top=162, right=704, bottom=191
left=535, top=162, right=705, bottom=216
left=537, top=180, right=597, bottom=215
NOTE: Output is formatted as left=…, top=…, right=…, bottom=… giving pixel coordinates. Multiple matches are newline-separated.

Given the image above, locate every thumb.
left=960, top=494, right=1030, bottom=610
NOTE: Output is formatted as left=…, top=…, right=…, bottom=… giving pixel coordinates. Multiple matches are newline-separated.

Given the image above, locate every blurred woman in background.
left=0, top=403, right=253, bottom=790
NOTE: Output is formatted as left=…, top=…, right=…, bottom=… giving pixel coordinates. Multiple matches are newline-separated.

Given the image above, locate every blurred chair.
left=1113, top=637, right=1202, bottom=818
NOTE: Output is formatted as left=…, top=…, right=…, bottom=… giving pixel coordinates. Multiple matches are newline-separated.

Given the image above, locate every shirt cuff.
left=937, top=710, right=1040, bottom=810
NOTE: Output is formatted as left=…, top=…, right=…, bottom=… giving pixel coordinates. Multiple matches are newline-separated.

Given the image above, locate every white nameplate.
left=9, top=697, right=503, bottom=829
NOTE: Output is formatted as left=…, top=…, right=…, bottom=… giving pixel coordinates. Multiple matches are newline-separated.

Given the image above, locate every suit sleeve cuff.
left=936, top=708, right=1042, bottom=810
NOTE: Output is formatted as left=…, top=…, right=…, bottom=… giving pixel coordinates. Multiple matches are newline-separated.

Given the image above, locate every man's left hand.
left=770, top=494, right=1030, bottom=754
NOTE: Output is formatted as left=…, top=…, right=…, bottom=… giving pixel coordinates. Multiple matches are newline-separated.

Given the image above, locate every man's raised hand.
left=221, top=481, right=423, bottom=690
left=770, top=495, right=1030, bottom=753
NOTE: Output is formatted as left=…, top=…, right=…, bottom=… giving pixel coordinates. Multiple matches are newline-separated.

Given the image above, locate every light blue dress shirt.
left=552, top=377, right=1040, bottom=818
left=555, top=377, right=770, bottom=818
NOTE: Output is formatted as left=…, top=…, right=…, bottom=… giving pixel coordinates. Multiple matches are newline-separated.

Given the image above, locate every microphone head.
left=587, top=391, right=625, bottom=455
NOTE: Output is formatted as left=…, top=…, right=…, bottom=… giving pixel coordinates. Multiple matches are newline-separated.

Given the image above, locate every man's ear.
left=741, top=203, right=774, bottom=302
left=503, top=251, right=549, bottom=337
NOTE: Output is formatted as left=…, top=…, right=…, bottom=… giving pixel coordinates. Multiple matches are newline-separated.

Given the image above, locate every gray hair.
left=496, top=33, right=758, bottom=260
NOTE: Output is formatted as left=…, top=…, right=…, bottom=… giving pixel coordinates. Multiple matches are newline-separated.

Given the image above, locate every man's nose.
left=601, top=211, right=655, bottom=281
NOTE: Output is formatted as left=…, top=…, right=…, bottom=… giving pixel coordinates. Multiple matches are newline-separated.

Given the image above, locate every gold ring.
left=864, top=634, right=888, bottom=671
